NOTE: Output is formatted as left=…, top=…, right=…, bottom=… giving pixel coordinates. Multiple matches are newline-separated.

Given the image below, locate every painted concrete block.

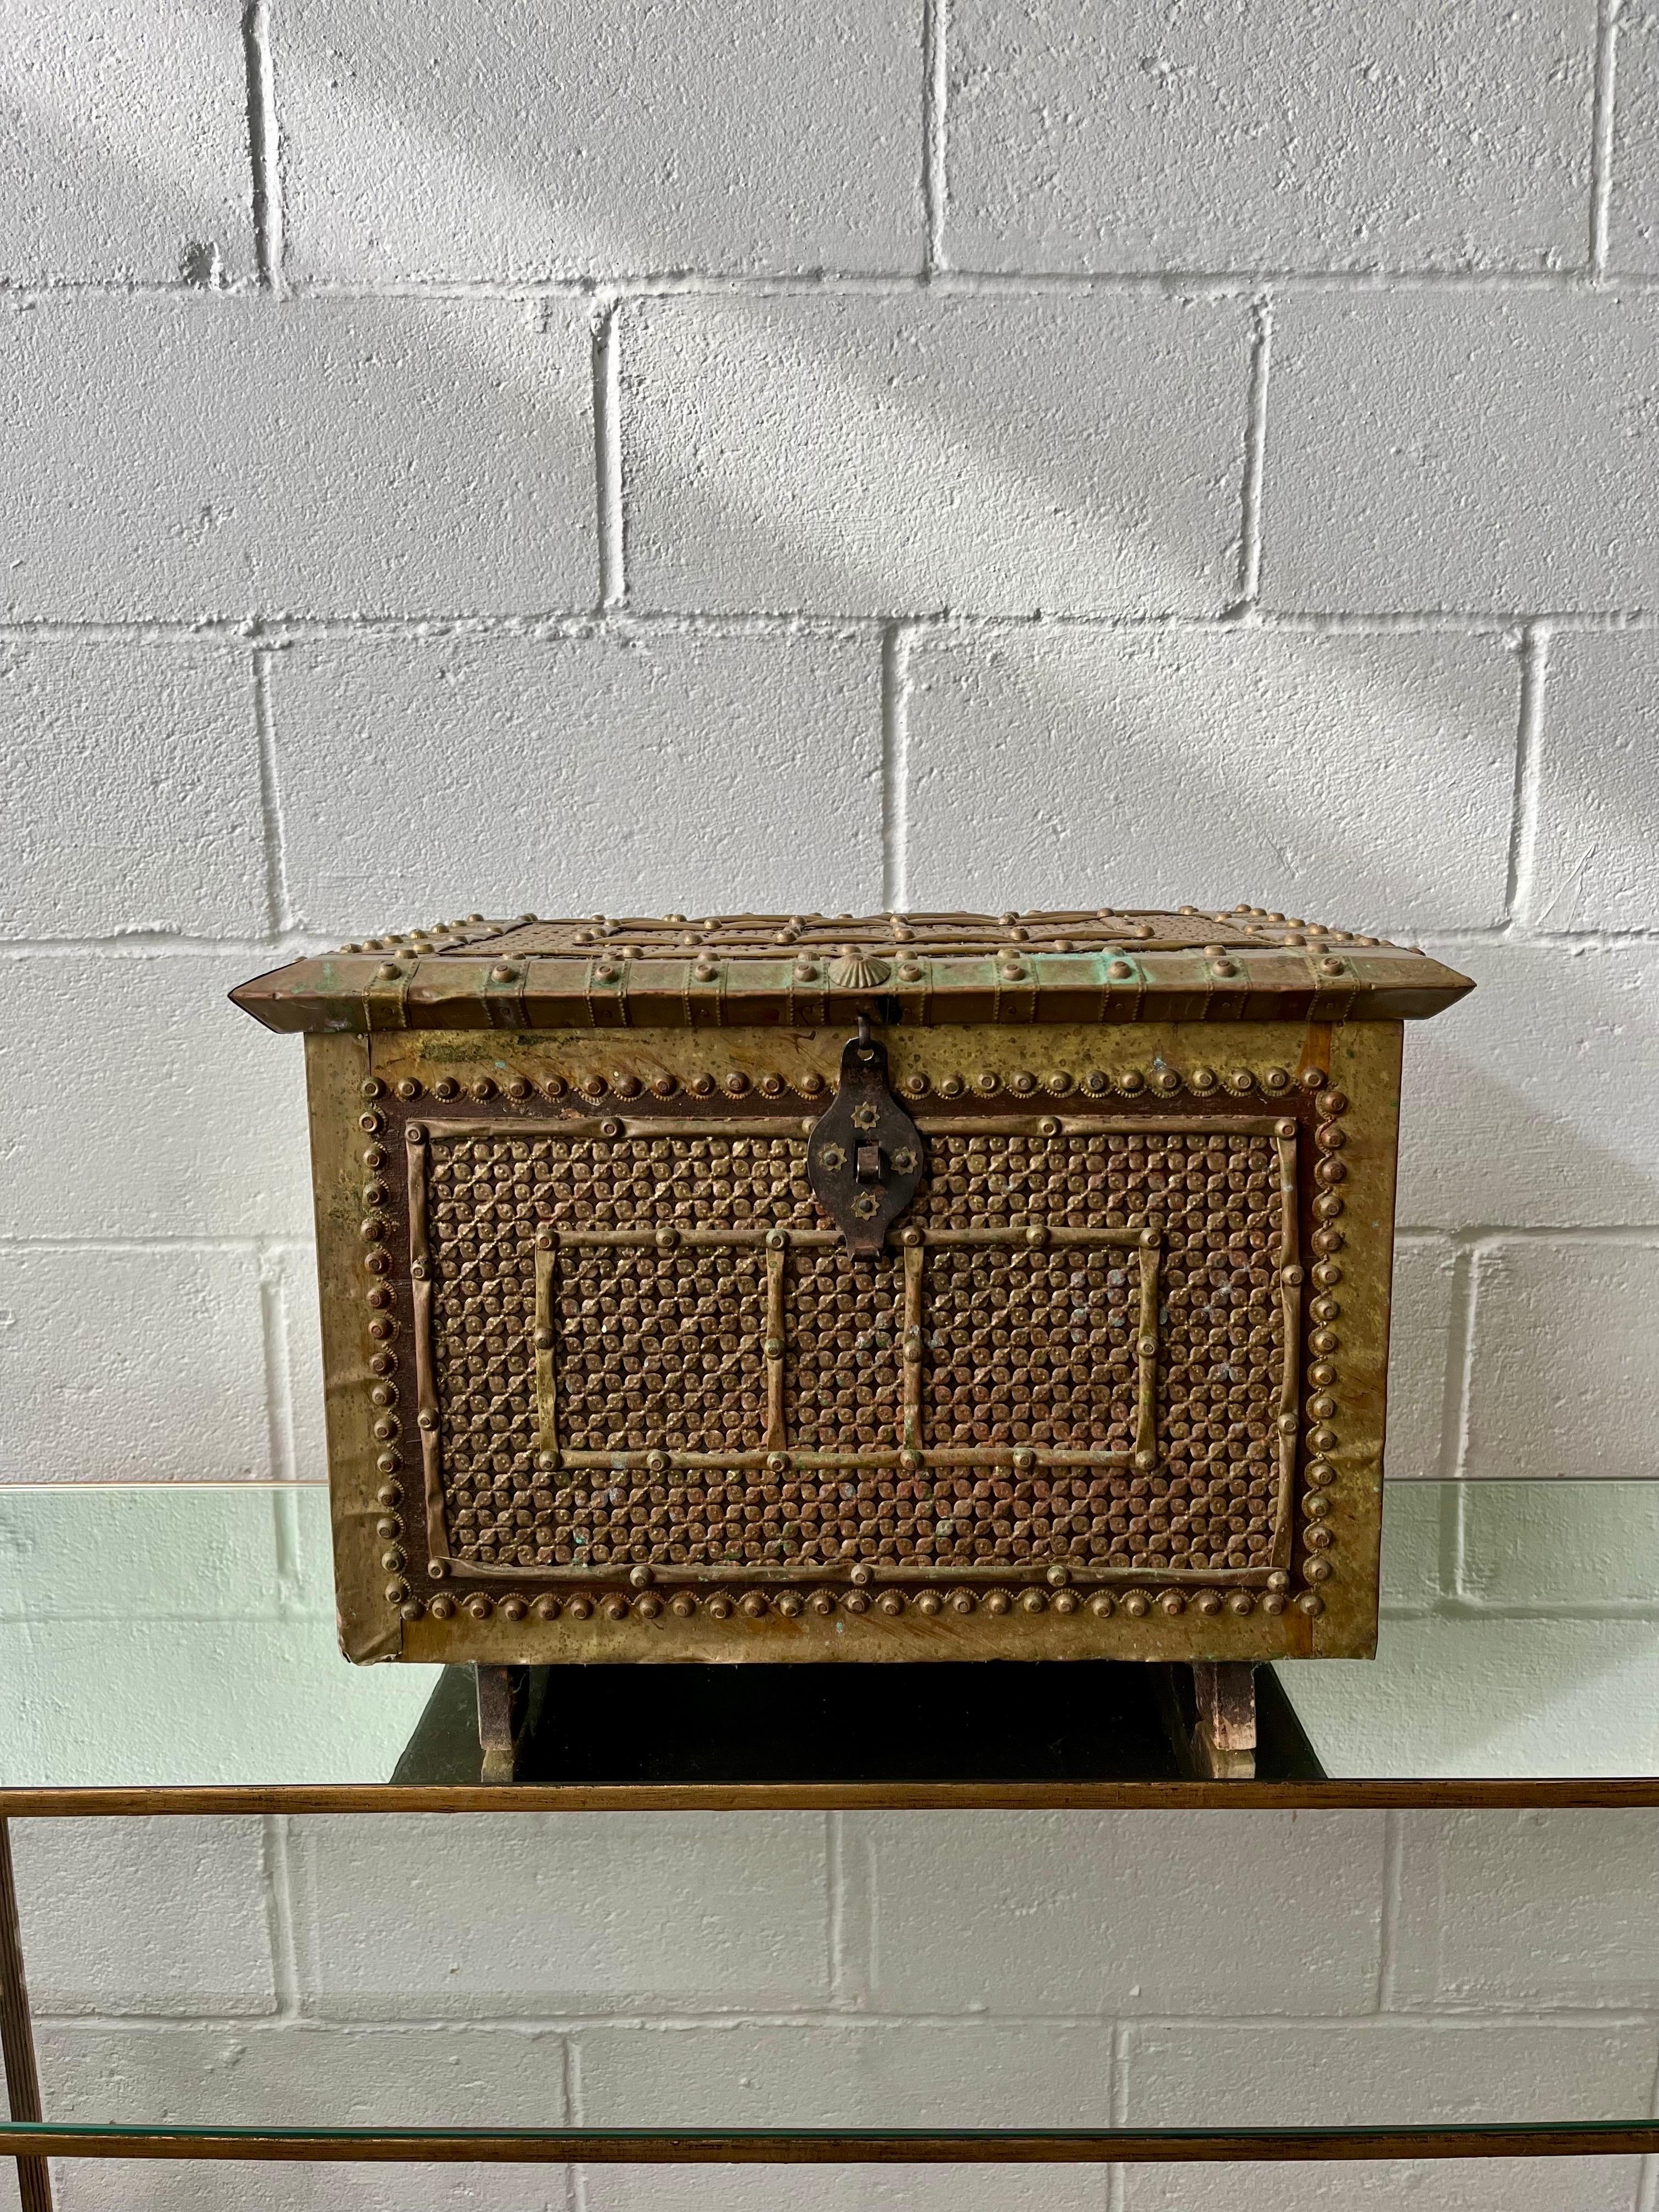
left=1527, top=632, right=1659, bottom=933
left=904, top=627, right=1519, bottom=934
left=270, top=633, right=883, bottom=934
left=1, top=2, right=253, bottom=283
left=0, top=645, right=265, bottom=939
left=1263, top=295, right=1659, bottom=612
left=1464, top=1239, right=1659, bottom=1480
left=947, top=0, right=1594, bottom=274
left=622, top=295, right=1248, bottom=616
left=0, top=1244, right=269, bottom=1483
left=0, top=951, right=313, bottom=1239
left=0, top=299, right=595, bottom=620
left=279, top=0, right=919, bottom=279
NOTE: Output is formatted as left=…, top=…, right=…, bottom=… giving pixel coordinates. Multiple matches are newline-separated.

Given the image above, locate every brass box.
left=233, top=910, right=1471, bottom=1667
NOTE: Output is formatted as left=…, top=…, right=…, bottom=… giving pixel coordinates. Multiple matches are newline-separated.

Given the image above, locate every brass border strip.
left=556, top=1228, right=806, bottom=1249
left=405, top=1128, right=449, bottom=1562
left=432, top=1555, right=1279, bottom=1587
left=913, top=1115, right=1286, bottom=1139
left=413, top=1277, right=447, bottom=1562
left=555, top=1226, right=1145, bottom=1251
left=405, top=1126, right=430, bottom=1274
left=547, top=1447, right=1139, bottom=1471
left=1135, top=1242, right=1160, bottom=1466
left=919, top=1227, right=1144, bottom=1249
left=418, top=1118, right=814, bottom=1142
left=901, top=1241, right=925, bottom=1452
left=1273, top=1128, right=1301, bottom=1572
left=414, top=1113, right=1291, bottom=1144
left=764, top=1241, right=786, bottom=1451
left=534, top=1238, right=559, bottom=1470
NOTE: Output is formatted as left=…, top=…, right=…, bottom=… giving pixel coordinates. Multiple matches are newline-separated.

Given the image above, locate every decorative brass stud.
left=567, top=1595, right=594, bottom=1620
left=500, top=1596, right=527, bottom=1622
left=1020, top=1589, right=1046, bottom=1614
left=1088, top=1591, right=1114, bottom=1616
left=984, top=1590, right=1011, bottom=1615
left=1119, top=1069, right=1145, bottom=1093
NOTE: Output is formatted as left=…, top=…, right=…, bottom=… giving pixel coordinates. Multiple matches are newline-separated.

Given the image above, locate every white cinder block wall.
left=3, top=1, right=1658, bottom=2205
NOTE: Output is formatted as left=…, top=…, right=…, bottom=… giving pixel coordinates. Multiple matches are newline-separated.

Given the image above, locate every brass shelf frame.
left=4, top=1783, right=1658, bottom=2207
left=0, top=2120, right=1657, bottom=2165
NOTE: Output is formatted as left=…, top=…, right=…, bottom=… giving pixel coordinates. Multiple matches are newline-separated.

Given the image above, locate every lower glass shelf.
left=0, top=1478, right=1654, bottom=1792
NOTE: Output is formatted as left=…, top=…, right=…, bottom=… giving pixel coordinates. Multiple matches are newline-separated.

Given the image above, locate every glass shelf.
left=0, top=1480, right=1654, bottom=1796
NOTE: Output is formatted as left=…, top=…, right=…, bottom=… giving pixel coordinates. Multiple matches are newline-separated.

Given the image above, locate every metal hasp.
left=806, top=1021, right=926, bottom=1254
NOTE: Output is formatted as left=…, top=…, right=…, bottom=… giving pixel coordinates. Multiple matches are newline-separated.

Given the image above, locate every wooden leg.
left=1191, top=1662, right=1257, bottom=1781
left=475, top=1663, right=531, bottom=1784
left=0, top=1818, right=54, bottom=2212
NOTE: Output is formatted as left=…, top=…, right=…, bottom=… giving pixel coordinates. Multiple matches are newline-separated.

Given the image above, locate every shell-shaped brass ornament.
left=828, top=953, right=892, bottom=989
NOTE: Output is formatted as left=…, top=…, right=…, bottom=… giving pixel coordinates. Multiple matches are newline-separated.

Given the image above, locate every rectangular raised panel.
left=411, top=1116, right=1296, bottom=1585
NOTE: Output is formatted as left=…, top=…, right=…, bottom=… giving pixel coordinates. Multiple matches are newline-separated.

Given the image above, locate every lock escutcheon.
left=806, top=1022, right=927, bottom=1254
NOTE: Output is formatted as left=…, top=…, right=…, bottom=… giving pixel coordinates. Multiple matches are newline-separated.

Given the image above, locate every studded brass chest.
left=233, top=909, right=1471, bottom=1670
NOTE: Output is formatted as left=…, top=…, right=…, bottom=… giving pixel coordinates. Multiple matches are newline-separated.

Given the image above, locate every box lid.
left=228, top=902, right=1477, bottom=1030
left=230, top=909, right=1473, bottom=1032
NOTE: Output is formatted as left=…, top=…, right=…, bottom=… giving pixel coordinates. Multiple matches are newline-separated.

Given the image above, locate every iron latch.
left=807, top=1020, right=926, bottom=1254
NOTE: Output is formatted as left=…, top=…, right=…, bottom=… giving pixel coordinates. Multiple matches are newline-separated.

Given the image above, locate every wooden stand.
left=0, top=1819, right=52, bottom=2212
left=1189, top=1662, right=1259, bottom=1780
left=1155, top=1661, right=1259, bottom=1780
left=475, top=1664, right=534, bottom=1784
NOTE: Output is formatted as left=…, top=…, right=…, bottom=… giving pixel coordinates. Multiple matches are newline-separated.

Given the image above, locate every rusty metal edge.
left=0, top=2119, right=1652, bottom=2164
left=3, top=1780, right=1658, bottom=1816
